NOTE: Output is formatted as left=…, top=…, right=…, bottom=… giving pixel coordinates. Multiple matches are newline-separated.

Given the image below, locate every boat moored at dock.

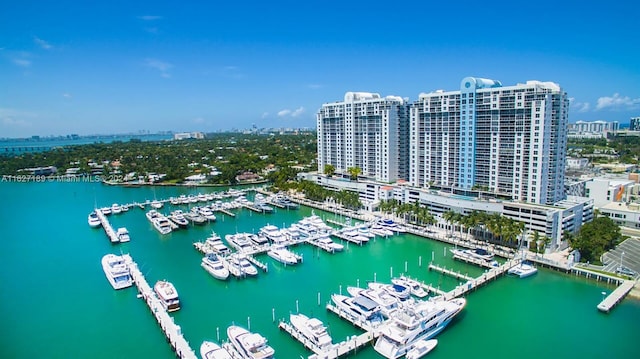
left=374, top=298, right=465, bottom=358
left=154, top=280, right=181, bottom=312
left=200, top=341, right=233, bottom=359
left=201, top=253, right=230, bottom=280
left=116, top=227, right=131, bottom=242
left=331, top=294, right=384, bottom=325
left=392, top=276, right=429, bottom=298
left=405, top=339, right=438, bottom=359
left=267, top=245, right=300, bottom=265
left=88, top=211, right=101, bottom=227
left=289, top=313, right=333, bottom=350
left=227, top=325, right=275, bottom=359
left=101, top=254, right=133, bottom=290
left=508, top=261, right=538, bottom=278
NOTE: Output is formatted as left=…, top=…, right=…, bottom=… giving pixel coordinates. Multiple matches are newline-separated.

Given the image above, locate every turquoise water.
left=0, top=181, right=638, bottom=358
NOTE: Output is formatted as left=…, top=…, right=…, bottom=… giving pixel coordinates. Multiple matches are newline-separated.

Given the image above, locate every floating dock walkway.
left=124, top=254, right=197, bottom=359
left=598, top=280, right=635, bottom=313
left=279, top=320, right=377, bottom=359
left=428, top=263, right=474, bottom=281
left=95, top=209, right=119, bottom=243
left=442, top=258, right=520, bottom=300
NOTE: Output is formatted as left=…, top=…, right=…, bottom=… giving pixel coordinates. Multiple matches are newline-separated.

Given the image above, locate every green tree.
left=347, top=167, right=361, bottom=181
left=323, top=164, right=336, bottom=177
left=569, top=216, right=624, bottom=264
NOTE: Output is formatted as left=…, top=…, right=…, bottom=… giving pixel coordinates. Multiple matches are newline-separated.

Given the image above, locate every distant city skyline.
left=2, top=1, right=639, bottom=138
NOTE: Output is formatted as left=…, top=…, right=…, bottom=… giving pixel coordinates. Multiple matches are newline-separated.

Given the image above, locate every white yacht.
left=391, top=276, right=428, bottom=298
left=88, top=211, right=101, bottom=228
left=450, top=248, right=499, bottom=267
left=306, top=214, right=333, bottom=233
left=201, top=253, right=230, bottom=280
left=146, top=209, right=161, bottom=222
left=227, top=325, right=275, bottom=359
left=289, top=313, right=332, bottom=349
left=331, top=294, right=384, bottom=325
left=100, top=206, right=112, bottom=215
left=378, top=218, right=406, bottom=233
left=267, top=245, right=300, bottom=265
left=111, top=203, right=122, bottom=214
left=508, top=261, right=538, bottom=278
left=150, top=200, right=163, bottom=209
left=205, top=236, right=232, bottom=256
left=259, top=225, right=287, bottom=244
left=116, top=227, right=131, bottom=242
left=225, top=233, right=254, bottom=252
left=101, top=254, right=133, bottom=290
left=347, top=286, right=399, bottom=318
left=370, top=223, right=394, bottom=237
left=153, top=217, right=173, bottom=235
left=339, top=228, right=370, bottom=244
left=368, top=282, right=411, bottom=301
left=169, top=210, right=189, bottom=228
left=405, top=339, right=438, bottom=359
left=154, top=280, right=180, bottom=312
left=199, top=206, right=217, bottom=221
left=200, top=341, right=233, bottom=359
left=374, top=298, right=466, bottom=359
left=315, top=234, right=344, bottom=252
left=226, top=254, right=258, bottom=277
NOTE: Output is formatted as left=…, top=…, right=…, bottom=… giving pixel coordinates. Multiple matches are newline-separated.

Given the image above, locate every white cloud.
left=570, top=100, right=591, bottom=113
left=596, top=93, right=640, bottom=111
left=307, top=84, right=322, bottom=89
left=62, top=93, right=72, bottom=99
left=138, top=15, right=163, bottom=21
left=291, top=107, right=305, bottom=117
left=145, top=58, right=173, bottom=77
left=277, top=107, right=305, bottom=118
left=12, top=58, right=31, bottom=67
left=261, top=112, right=269, bottom=119
left=34, top=37, right=52, bottom=50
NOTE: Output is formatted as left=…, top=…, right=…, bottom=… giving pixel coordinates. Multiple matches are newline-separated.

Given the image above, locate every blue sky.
left=1, top=1, right=639, bottom=137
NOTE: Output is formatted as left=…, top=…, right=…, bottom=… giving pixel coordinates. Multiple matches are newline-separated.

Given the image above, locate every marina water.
left=1, top=181, right=638, bottom=358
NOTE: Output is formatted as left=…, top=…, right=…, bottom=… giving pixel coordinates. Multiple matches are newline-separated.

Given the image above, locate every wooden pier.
left=428, top=263, right=474, bottom=281
left=326, top=219, right=348, bottom=227
left=95, top=209, right=119, bottom=243
left=124, top=255, right=197, bottom=359
left=442, top=258, right=520, bottom=300
left=282, top=319, right=379, bottom=359
left=419, top=283, right=447, bottom=296
left=215, top=208, right=236, bottom=217
left=598, top=280, right=636, bottom=313
left=244, top=254, right=269, bottom=272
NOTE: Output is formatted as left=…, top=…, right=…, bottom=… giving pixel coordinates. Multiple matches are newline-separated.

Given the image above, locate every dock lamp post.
left=601, top=291, right=606, bottom=302
left=620, top=251, right=625, bottom=270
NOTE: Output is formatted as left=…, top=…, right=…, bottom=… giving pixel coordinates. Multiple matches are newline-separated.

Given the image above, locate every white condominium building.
left=410, top=77, right=569, bottom=205
left=317, top=92, right=408, bottom=182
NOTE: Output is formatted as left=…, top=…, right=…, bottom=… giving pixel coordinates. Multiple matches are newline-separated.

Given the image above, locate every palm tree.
left=443, top=210, right=456, bottom=238
left=347, top=167, right=361, bottom=181
left=323, top=164, right=336, bottom=177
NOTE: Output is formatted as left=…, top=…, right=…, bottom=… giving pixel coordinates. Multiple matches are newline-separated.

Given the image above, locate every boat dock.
left=245, top=254, right=269, bottom=272
left=419, top=283, right=447, bottom=296
left=214, top=208, right=236, bottom=217
left=326, top=219, right=349, bottom=227
left=442, top=258, right=520, bottom=300
left=331, top=232, right=364, bottom=245
left=451, top=252, right=497, bottom=269
left=242, top=204, right=263, bottom=213
left=325, top=303, right=378, bottom=333
left=305, top=238, right=337, bottom=253
left=428, top=263, right=474, bottom=281
left=124, top=255, right=197, bottom=359
left=279, top=320, right=377, bottom=359
left=597, top=280, right=636, bottom=313
left=95, top=209, right=119, bottom=243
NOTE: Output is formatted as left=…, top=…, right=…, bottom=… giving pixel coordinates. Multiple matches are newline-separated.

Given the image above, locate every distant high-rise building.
left=567, top=120, right=618, bottom=138
left=408, top=77, right=569, bottom=205
left=316, top=92, right=409, bottom=182
left=630, top=117, right=640, bottom=131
